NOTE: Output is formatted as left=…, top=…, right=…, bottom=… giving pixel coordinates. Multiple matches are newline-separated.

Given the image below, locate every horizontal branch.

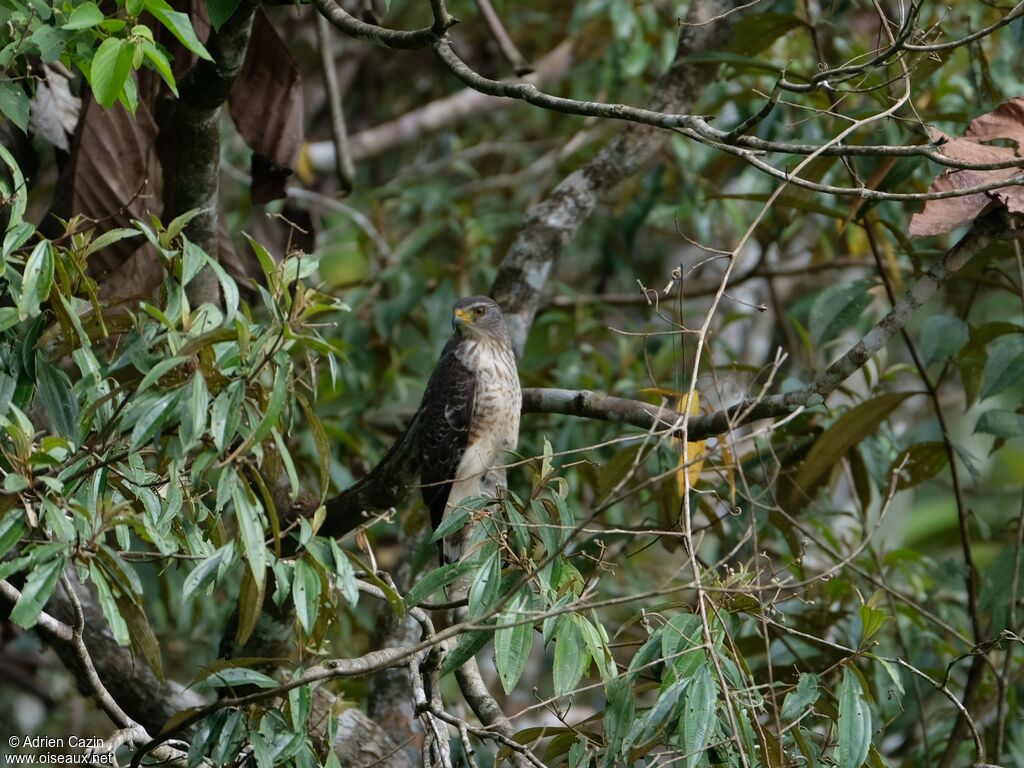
left=431, top=39, right=702, bottom=132
left=322, top=209, right=1022, bottom=537
left=311, top=0, right=456, bottom=49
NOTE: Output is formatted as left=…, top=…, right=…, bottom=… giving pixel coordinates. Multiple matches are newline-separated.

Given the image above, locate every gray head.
left=451, top=296, right=509, bottom=341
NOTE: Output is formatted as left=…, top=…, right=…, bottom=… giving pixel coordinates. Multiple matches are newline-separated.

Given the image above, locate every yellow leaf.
left=675, top=391, right=705, bottom=496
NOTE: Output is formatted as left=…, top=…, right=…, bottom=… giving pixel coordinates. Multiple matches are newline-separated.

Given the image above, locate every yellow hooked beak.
left=453, top=308, right=471, bottom=328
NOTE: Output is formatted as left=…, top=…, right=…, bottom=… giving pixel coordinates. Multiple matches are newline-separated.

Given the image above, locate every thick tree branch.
left=485, top=0, right=745, bottom=353
left=311, top=0, right=457, bottom=49
left=172, top=0, right=257, bottom=305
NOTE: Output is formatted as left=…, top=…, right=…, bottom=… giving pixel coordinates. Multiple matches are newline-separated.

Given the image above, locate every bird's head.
left=451, top=296, right=507, bottom=340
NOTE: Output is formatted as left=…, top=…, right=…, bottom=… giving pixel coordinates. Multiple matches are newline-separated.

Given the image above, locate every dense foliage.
left=2, top=1, right=1024, bottom=767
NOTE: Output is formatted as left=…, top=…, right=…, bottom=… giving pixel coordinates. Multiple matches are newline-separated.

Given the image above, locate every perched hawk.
left=417, top=296, right=521, bottom=563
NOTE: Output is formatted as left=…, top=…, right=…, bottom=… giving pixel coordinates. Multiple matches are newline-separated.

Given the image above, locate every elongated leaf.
left=0, top=511, right=27, bottom=559
left=0, top=79, right=30, bottom=132
left=200, top=667, right=279, bottom=689
left=144, top=0, right=212, bottom=60
left=226, top=352, right=288, bottom=459
left=292, top=557, right=321, bottom=634
left=886, top=441, right=947, bottom=490
left=118, top=597, right=164, bottom=680
left=781, top=673, right=820, bottom=721
left=679, top=665, right=717, bottom=768
left=327, top=538, right=358, bottom=607
left=981, top=336, right=1024, bottom=400
left=468, top=544, right=502, bottom=619
left=232, top=484, right=266, bottom=591
left=18, top=241, right=54, bottom=319
left=809, top=280, right=875, bottom=346
left=441, top=628, right=493, bottom=676
left=36, top=355, right=79, bottom=440
left=919, top=315, right=969, bottom=366
left=976, top=409, right=1024, bottom=437
left=89, top=561, right=130, bottom=644
left=791, top=392, right=913, bottom=503
left=495, top=590, right=533, bottom=694
left=553, top=615, right=587, bottom=697
left=211, top=380, right=244, bottom=452
left=130, top=388, right=181, bottom=450
left=837, top=668, right=871, bottom=768
left=10, top=555, right=65, bottom=628
left=137, top=355, right=188, bottom=394
left=235, top=560, right=265, bottom=646
left=404, top=561, right=471, bottom=608
left=182, top=544, right=230, bottom=602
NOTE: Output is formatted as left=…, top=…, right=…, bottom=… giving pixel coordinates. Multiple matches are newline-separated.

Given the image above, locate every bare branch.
left=311, top=0, right=456, bottom=49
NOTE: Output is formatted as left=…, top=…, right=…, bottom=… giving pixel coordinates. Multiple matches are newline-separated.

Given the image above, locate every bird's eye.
left=474, top=306, right=486, bottom=316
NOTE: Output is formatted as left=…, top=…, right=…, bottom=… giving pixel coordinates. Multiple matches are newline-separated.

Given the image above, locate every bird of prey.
left=417, top=296, right=521, bottom=564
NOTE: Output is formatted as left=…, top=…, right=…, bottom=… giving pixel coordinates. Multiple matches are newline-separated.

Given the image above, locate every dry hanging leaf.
left=909, top=97, right=1024, bottom=236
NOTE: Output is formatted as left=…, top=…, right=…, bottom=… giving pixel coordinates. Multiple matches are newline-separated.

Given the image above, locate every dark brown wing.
left=418, top=337, right=476, bottom=533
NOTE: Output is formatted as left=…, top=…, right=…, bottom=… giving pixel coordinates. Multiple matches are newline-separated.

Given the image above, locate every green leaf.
left=35, top=355, right=79, bottom=440
left=329, top=539, right=358, bottom=607
left=886, top=441, right=947, bottom=490
left=553, top=615, right=588, bottom=697
left=837, top=668, right=871, bottom=768
left=0, top=79, right=30, bottom=132
left=0, top=144, right=27, bottom=228
left=130, top=388, right=181, bottom=450
left=781, top=673, right=820, bottom=721
left=83, top=227, right=143, bottom=257
left=975, top=409, right=1024, bottom=437
left=10, top=555, right=66, bottom=628
left=679, top=665, right=717, bottom=768
left=494, top=590, right=533, bottom=694
left=182, top=543, right=231, bottom=602
left=63, top=2, right=105, bottom=29
left=404, top=560, right=471, bottom=608
left=206, top=251, right=239, bottom=319
left=144, top=0, right=213, bottom=60
left=0, top=511, right=27, bottom=559
left=90, top=37, right=135, bottom=109
left=232, top=484, right=266, bottom=592
left=137, top=355, right=188, bottom=395
left=728, top=12, right=807, bottom=56
left=919, top=315, right=969, bottom=366
left=468, top=544, right=502, bottom=619
left=200, top=667, right=279, bottom=689
left=441, top=628, right=493, bottom=676
left=0, top=308, right=18, bottom=333
left=207, top=0, right=241, bottom=30
left=119, top=597, right=164, bottom=680
left=230, top=351, right=288, bottom=457
left=791, top=392, right=913, bottom=503
left=211, top=380, right=244, bottom=452
left=292, top=556, right=322, bottom=634
left=981, top=336, right=1024, bottom=400
left=89, top=562, right=129, bottom=644
left=141, top=41, right=177, bottom=96
left=808, top=279, right=874, bottom=346
left=858, top=603, right=886, bottom=645
left=296, top=392, right=330, bottom=499
left=18, top=240, right=54, bottom=319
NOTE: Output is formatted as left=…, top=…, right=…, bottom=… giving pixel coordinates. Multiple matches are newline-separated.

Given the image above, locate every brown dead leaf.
left=229, top=10, right=303, bottom=204
left=45, top=96, right=163, bottom=297
left=909, top=97, right=1024, bottom=236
